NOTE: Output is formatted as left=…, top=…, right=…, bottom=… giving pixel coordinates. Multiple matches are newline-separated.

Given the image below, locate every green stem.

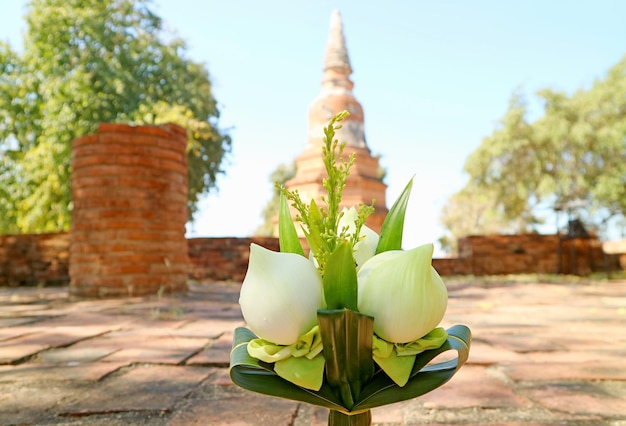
left=328, top=409, right=372, bottom=426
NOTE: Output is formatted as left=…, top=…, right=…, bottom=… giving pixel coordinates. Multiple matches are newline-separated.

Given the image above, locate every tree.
left=440, top=55, right=626, bottom=248
left=254, top=162, right=296, bottom=236
left=438, top=183, right=533, bottom=254
left=0, top=0, right=231, bottom=233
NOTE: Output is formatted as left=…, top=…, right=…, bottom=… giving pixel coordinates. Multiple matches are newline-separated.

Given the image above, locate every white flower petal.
left=353, top=224, right=379, bottom=268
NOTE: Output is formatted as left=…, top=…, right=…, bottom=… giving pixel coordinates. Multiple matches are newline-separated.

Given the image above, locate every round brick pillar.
left=69, top=123, right=189, bottom=297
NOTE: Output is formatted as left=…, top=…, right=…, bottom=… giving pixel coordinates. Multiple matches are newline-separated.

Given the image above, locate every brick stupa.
left=285, top=10, right=388, bottom=233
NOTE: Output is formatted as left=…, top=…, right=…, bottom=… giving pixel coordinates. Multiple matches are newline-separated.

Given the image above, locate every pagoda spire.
left=324, top=10, right=352, bottom=76
left=281, top=9, right=388, bottom=235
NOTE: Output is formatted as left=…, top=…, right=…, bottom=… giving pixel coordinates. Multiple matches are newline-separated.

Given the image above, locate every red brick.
left=71, top=134, right=98, bottom=147
left=500, top=360, right=626, bottom=381
left=186, top=332, right=233, bottom=366
left=0, top=362, right=127, bottom=382
left=161, top=123, right=187, bottom=137
left=148, top=145, right=185, bottom=162
left=99, top=220, right=147, bottom=230
left=115, top=154, right=161, bottom=168
left=0, top=343, right=47, bottom=363
left=525, top=382, right=626, bottom=418
left=136, top=123, right=186, bottom=138
left=419, top=366, right=533, bottom=409
left=101, top=263, right=152, bottom=275
left=159, top=158, right=187, bottom=174
left=69, top=263, right=101, bottom=275
left=62, top=365, right=212, bottom=414
left=167, top=383, right=299, bottom=426
left=117, top=176, right=168, bottom=190
left=98, top=122, right=136, bottom=134
left=156, top=137, right=187, bottom=152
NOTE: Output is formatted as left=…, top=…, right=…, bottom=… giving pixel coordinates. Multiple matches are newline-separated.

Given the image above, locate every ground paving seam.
left=178, top=332, right=224, bottom=366
left=3, top=327, right=125, bottom=366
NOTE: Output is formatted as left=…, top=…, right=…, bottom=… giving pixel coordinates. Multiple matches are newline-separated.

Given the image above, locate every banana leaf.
left=317, top=309, right=374, bottom=409
left=351, top=324, right=471, bottom=411
left=230, top=324, right=471, bottom=414
left=230, top=327, right=347, bottom=412
left=322, top=243, right=358, bottom=311
left=318, top=309, right=375, bottom=425
left=375, top=178, right=413, bottom=254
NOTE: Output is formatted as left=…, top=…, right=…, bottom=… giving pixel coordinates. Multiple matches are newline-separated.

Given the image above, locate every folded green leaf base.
left=230, top=311, right=471, bottom=423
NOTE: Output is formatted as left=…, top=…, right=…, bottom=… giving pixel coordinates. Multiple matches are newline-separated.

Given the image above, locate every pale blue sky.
left=1, top=1, right=625, bottom=253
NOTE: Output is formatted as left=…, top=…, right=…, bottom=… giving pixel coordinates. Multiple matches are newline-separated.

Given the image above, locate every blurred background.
left=1, top=0, right=624, bottom=257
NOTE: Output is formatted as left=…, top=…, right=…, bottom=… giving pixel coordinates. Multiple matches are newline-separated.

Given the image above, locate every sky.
left=1, top=1, right=625, bottom=255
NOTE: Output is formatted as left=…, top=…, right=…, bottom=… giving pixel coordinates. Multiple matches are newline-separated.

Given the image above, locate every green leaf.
left=278, top=192, right=305, bottom=256
left=353, top=324, right=471, bottom=411
left=317, top=309, right=375, bottom=410
left=372, top=327, right=449, bottom=387
left=274, top=353, right=325, bottom=391
left=376, top=178, right=413, bottom=254
left=229, top=327, right=347, bottom=412
left=371, top=340, right=416, bottom=387
left=323, top=242, right=358, bottom=310
left=229, top=324, right=471, bottom=415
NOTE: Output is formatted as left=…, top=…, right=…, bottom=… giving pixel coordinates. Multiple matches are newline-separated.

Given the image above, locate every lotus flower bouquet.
left=230, top=111, right=471, bottom=425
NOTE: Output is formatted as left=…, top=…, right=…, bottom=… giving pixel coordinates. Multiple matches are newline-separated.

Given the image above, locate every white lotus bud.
left=357, top=243, right=447, bottom=343
left=239, top=244, right=324, bottom=345
left=337, top=207, right=379, bottom=268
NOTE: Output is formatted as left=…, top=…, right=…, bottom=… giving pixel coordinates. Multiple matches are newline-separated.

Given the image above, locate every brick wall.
left=0, top=233, right=69, bottom=287
left=431, top=257, right=472, bottom=276
left=1, top=233, right=624, bottom=289
left=457, top=234, right=611, bottom=276
left=69, top=123, right=189, bottom=297
left=603, top=239, right=626, bottom=271
left=459, top=234, right=560, bottom=275
left=188, top=237, right=281, bottom=283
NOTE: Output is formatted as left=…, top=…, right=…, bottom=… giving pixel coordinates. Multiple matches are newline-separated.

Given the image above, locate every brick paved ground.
left=1, top=279, right=625, bottom=425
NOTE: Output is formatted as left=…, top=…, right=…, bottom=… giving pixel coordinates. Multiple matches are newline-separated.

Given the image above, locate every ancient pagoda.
left=285, top=10, right=388, bottom=232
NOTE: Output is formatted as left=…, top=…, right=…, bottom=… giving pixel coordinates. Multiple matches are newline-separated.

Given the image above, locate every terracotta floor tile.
left=419, top=366, right=533, bottom=409
left=0, top=362, right=128, bottom=382
left=168, top=382, right=298, bottom=426
left=62, top=364, right=213, bottom=414
left=524, top=381, right=626, bottom=418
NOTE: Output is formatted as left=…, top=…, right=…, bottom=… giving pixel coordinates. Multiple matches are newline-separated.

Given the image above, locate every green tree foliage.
left=441, top=55, right=626, bottom=250
left=255, top=162, right=297, bottom=236
left=0, top=0, right=231, bottom=233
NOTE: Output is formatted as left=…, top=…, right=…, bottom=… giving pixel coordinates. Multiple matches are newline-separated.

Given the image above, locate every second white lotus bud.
left=357, top=243, right=448, bottom=343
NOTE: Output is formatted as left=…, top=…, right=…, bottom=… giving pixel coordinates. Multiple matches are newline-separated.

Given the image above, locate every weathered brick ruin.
left=1, top=232, right=623, bottom=289
left=0, top=233, right=69, bottom=287
left=68, top=123, right=189, bottom=297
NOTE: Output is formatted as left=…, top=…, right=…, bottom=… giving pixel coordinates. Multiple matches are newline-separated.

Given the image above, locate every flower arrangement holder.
left=231, top=323, right=470, bottom=424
